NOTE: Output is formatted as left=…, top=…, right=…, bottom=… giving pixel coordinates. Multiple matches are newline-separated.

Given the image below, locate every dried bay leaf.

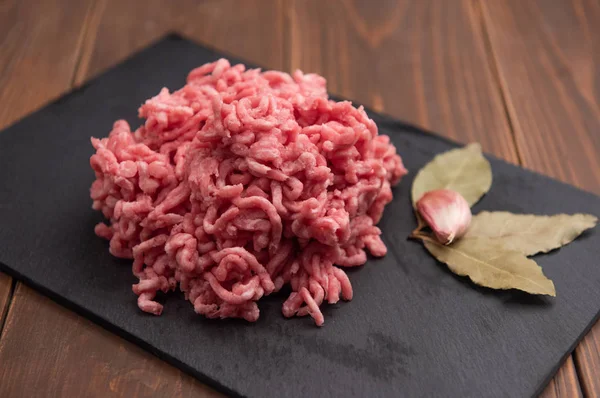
left=423, top=237, right=556, bottom=296
left=464, top=212, right=598, bottom=256
left=411, top=143, right=492, bottom=207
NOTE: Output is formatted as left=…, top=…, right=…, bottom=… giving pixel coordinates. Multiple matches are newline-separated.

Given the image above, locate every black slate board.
left=1, top=35, right=599, bottom=398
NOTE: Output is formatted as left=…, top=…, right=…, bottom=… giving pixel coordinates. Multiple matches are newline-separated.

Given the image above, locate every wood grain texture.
left=0, top=0, right=95, bottom=128
left=290, top=1, right=585, bottom=396
left=540, top=357, right=583, bottom=398
left=0, top=1, right=283, bottom=396
left=481, top=0, right=600, bottom=194
left=575, top=319, right=600, bottom=397
left=481, top=0, right=600, bottom=395
left=0, top=285, right=222, bottom=398
left=288, top=0, right=518, bottom=163
left=0, top=0, right=95, bottom=337
left=0, top=274, right=11, bottom=332
left=74, top=0, right=285, bottom=85
left=0, top=0, right=596, bottom=395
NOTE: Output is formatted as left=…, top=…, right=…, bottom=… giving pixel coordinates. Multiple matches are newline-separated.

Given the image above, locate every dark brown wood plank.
left=575, top=319, right=600, bottom=397
left=0, top=0, right=284, bottom=396
left=0, top=284, right=222, bottom=398
left=481, top=0, right=600, bottom=194
left=1, top=1, right=593, bottom=397
left=290, top=1, right=584, bottom=396
left=288, top=0, right=518, bottom=163
left=74, top=0, right=285, bottom=85
left=480, top=0, right=600, bottom=395
left=0, top=0, right=95, bottom=128
left=540, top=357, right=583, bottom=398
left=0, top=274, right=11, bottom=331
left=0, top=0, right=96, bottom=336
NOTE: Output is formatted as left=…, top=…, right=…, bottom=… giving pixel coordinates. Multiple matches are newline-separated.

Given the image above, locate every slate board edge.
left=2, top=254, right=599, bottom=398
left=536, top=305, right=600, bottom=397
left=0, top=260, right=241, bottom=398
left=0, top=33, right=598, bottom=397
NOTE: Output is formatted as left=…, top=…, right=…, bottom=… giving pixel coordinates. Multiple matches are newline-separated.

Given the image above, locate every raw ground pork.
left=90, top=59, right=407, bottom=326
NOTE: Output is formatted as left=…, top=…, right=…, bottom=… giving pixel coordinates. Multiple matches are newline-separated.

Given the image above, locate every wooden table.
left=0, top=0, right=598, bottom=396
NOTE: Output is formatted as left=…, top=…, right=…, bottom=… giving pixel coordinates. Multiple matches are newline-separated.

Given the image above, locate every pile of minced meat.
left=90, top=59, right=406, bottom=326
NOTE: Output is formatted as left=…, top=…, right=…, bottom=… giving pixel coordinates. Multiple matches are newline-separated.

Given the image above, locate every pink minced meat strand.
left=89, top=59, right=407, bottom=326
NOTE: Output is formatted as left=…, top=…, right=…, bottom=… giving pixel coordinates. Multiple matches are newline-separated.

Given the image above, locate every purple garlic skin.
left=416, top=189, right=472, bottom=245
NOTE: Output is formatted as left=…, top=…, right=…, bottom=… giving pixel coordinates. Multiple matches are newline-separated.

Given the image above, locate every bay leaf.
left=423, top=237, right=556, bottom=296
left=464, top=212, right=598, bottom=256
left=411, top=143, right=492, bottom=207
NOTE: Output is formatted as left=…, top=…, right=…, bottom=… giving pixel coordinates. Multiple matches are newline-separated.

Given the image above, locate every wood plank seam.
left=573, top=319, right=600, bottom=397
left=0, top=2, right=284, bottom=396
left=69, top=0, right=100, bottom=87
left=473, top=0, right=523, bottom=166
left=478, top=1, right=590, bottom=394
left=0, top=0, right=98, bottom=341
left=282, top=0, right=293, bottom=73
left=73, top=0, right=108, bottom=87
left=0, top=278, right=16, bottom=338
left=0, top=1, right=590, bottom=396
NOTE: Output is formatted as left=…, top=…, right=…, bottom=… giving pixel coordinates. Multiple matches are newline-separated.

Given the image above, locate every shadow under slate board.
left=0, top=34, right=599, bottom=398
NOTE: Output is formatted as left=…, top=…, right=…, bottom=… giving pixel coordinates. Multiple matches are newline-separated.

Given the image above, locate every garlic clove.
left=416, top=189, right=472, bottom=245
